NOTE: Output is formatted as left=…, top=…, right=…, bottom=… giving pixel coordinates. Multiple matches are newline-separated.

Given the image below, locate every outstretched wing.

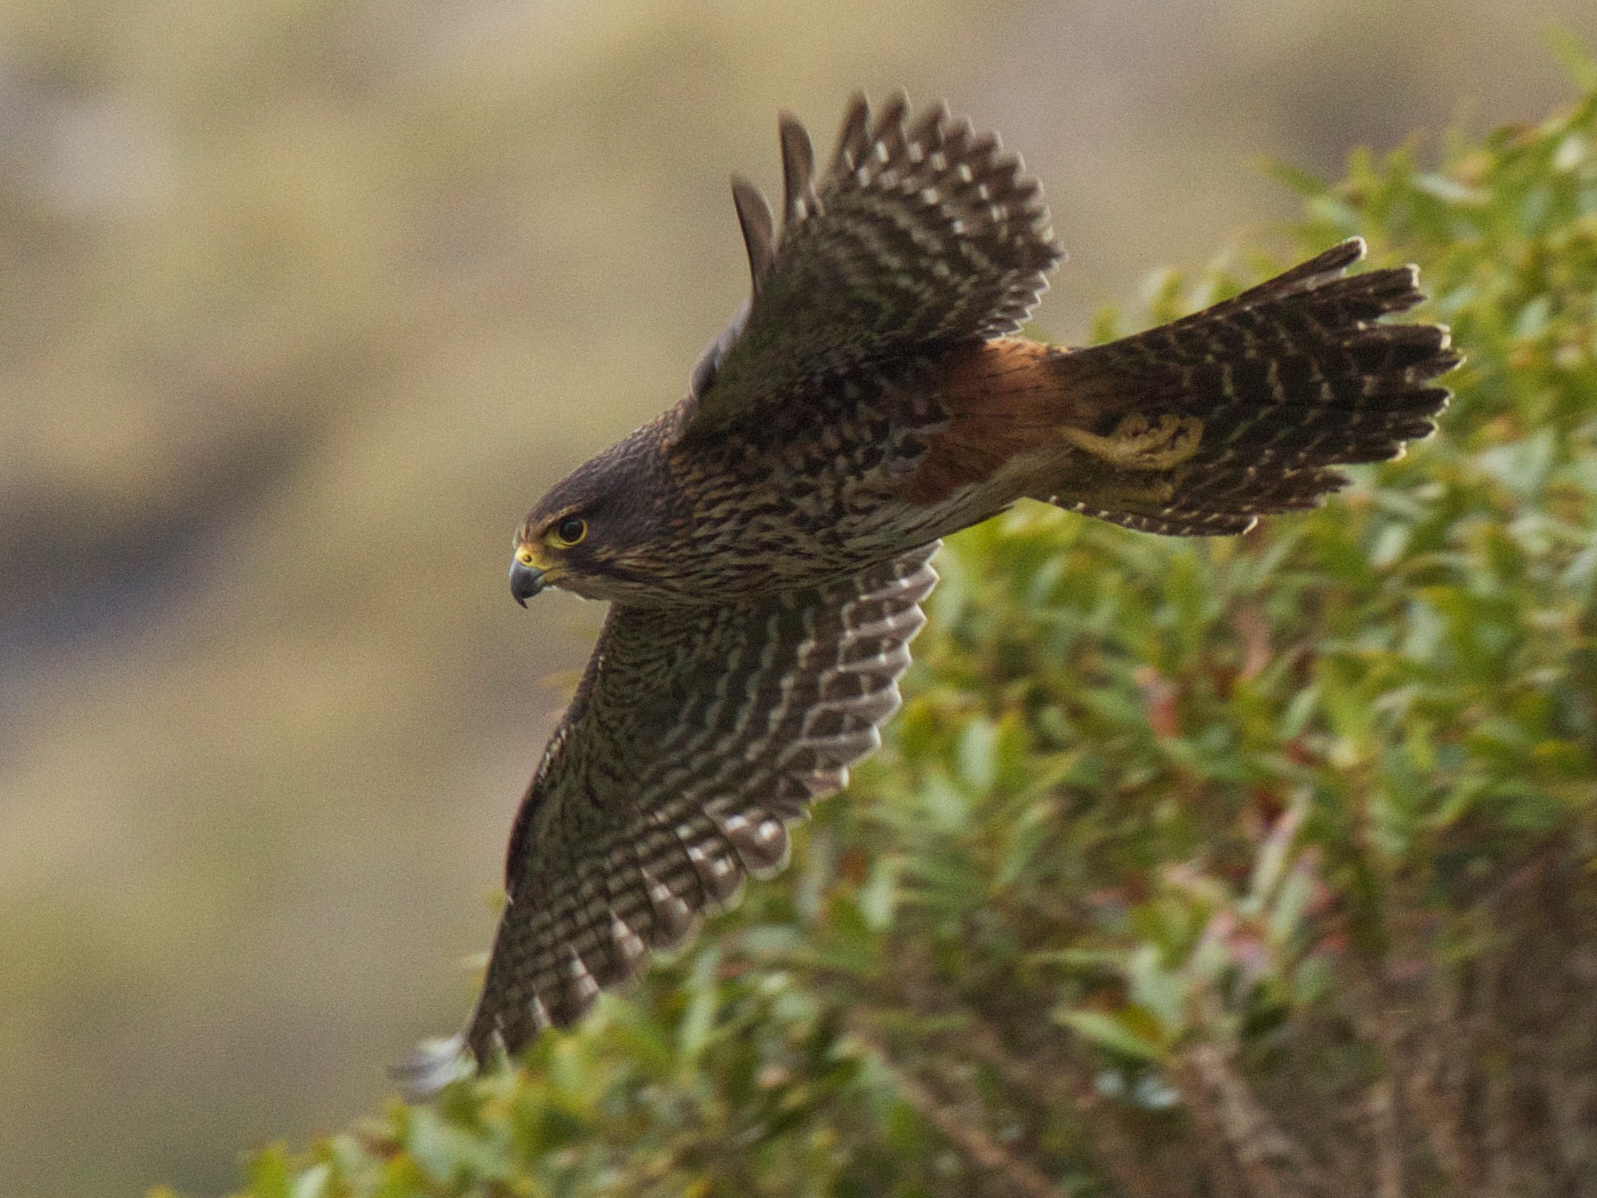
left=396, top=545, right=940, bottom=1099
left=685, top=93, right=1063, bottom=438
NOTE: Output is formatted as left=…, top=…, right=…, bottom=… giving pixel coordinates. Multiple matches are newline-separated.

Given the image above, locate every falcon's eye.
left=552, top=515, right=588, bottom=547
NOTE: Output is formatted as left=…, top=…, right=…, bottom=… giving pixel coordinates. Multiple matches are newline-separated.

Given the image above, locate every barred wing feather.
left=686, top=93, right=1062, bottom=437
left=395, top=545, right=939, bottom=1099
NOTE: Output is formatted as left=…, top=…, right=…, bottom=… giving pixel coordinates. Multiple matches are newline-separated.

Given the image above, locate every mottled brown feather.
left=401, top=97, right=1458, bottom=1101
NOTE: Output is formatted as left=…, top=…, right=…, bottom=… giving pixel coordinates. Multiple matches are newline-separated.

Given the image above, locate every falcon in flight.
left=397, top=94, right=1457, bottom=1097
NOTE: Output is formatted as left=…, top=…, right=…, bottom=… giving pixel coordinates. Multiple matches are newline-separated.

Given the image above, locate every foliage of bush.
left=177, top=61, right=1597, bottom=1198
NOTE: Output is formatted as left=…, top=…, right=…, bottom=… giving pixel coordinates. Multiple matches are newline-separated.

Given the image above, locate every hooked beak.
left=509, top=557, right=547, bottom=607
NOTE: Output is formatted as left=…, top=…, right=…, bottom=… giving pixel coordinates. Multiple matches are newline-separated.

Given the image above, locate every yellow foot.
left=1059, top=413, right=1203, bottom=471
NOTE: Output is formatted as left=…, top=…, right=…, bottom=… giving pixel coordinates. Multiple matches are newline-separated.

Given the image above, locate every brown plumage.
left=394, top=94, right=1458, bottom=1098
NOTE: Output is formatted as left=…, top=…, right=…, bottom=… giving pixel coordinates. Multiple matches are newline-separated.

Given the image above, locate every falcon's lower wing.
left=395, top=545, right=940, bottom=1099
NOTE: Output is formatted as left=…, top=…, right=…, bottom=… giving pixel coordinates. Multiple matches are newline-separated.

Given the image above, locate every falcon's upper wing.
left=683, top=93, right=1062, bottom=439
left=396, top=545, right=939, bottom=1099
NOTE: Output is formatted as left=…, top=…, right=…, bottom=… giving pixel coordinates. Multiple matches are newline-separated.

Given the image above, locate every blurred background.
left=2, top=1, right=1593, bottom=1194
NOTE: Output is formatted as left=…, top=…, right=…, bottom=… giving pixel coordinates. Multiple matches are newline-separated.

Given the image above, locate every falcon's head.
left=508, top=419, right=689, bottom=605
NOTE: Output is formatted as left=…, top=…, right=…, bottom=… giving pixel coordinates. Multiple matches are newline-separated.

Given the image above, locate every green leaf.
left=1052, top=1008, right=1166, bottom=1062
left=247, top=1147, right=293, bottom=1198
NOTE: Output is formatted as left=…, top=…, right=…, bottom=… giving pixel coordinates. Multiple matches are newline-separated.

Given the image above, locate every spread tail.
left=1043, top=238, right=1459, bottom=535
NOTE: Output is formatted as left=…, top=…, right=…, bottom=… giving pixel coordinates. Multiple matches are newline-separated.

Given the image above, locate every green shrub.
left=193, top=62, right=1597, bottom=1198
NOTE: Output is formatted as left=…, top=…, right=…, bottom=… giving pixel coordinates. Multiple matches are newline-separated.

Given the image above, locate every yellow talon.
left=1060, top=413, right=1203, bottom=471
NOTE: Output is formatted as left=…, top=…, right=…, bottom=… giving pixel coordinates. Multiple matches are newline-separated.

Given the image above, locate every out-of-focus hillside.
left=0, top=3, right=1592, bottom=1196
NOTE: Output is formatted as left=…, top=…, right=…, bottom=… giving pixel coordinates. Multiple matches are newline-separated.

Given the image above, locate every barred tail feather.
left=1048, top=238, right=1460, bottom=535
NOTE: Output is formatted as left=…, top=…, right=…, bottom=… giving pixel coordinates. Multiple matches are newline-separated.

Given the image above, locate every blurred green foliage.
left=192, top=67, right=1597, bottom=1198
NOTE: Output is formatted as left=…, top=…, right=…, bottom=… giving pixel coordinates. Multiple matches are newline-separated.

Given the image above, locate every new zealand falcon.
left=397, top=93, right=1458, bottom=1098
